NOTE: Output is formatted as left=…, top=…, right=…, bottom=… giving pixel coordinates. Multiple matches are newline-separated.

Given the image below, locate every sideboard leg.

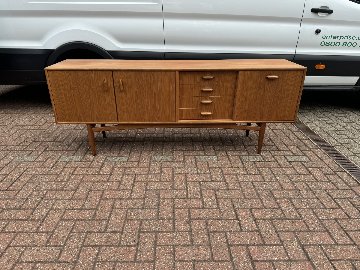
left=101, top=124, right=107, bottom=138
left=86, top=124, right=97, bottom=156
left=257, top=123, right=266, bottom=154
left=246, top=123, right=251, bottom=137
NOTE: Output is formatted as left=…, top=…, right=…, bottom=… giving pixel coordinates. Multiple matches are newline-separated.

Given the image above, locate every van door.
left=3, top=0, right=164, bottom=52
left=295, top=0, right=360, bottom=76
left=163, top=0, right=305, bottom=58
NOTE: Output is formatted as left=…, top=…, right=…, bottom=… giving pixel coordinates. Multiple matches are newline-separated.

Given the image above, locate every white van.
left=1, top=0, right=359, bottom=89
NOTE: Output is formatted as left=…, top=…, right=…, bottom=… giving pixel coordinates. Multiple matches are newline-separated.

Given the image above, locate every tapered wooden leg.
left=101, top=124, right=107, bottom=138
left=257, top=123, right=266, bottom=154
left=86, top=124, right=97, bottom=156
left=246, top=123, right=251, bottom=137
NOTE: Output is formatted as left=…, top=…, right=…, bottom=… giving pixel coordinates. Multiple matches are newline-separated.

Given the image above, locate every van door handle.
left=311, top=7, right=333, bottom=15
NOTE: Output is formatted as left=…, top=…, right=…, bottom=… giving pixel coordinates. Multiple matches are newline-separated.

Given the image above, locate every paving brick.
left=323, top=245, right=360, bottom=260
left=249, top=246, right=288, bottom=261
left=175, top=246, right=211, bottom=261
left=209, top=232, right=230, bottom=261
left=155, top=246, right=174, bottom=270
left=227, top=232, right=262, bottom=245
left=273, top=261, right=314, bottom=270
left=12, top=263, right=35, bottom=270
left=141, top=220, right=174, bottom=232
left=254, top=262, right=275, bottom=270
left=175, top=262, right=194, bottom=270
left=207, top=219, right=240, bottom=232
left=11, top=233, right=49, bottom=247
left=296, top=231, right=335, bottom=245
left=191, top=220, right=209, bottom=245
left=157, top=232, right=191, bottom=246
left=84, top=232, right=121, bottom=246
left=332, top=261, right=354, bottom=270
left=136, top=233, right=156, bottom=261
left=73, top=220, right=107, bottom=232
left=195, top=262, right=233, bottom=270
left=21, top=247, right=61, bottom=262
left=34, top=262, right=73, bottom=269
left=230, top=246, right=253, bottom=270
left=98, top=247, right=136, bottom=262
left=115, top=262, right=154, bottom=270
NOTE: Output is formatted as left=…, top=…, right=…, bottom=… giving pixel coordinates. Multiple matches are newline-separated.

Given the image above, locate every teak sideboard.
left=45, top=59, right=306, bottom=155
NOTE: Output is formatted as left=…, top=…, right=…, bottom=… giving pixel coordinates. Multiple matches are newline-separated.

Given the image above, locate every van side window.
left=350, top=0, right=360, bottom=3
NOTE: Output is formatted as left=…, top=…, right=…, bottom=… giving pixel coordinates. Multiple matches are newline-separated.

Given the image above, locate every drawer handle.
left=266, top=75, right=279, bottom=80
left=102, top=79, right=108, bottom=91
left=202, top=75, right=214, bottom=80
left=201, top=112, right=213, bottom=116
left=201, top=88, right=213, bottom=92
left=201, top=100, right=213, bottom=104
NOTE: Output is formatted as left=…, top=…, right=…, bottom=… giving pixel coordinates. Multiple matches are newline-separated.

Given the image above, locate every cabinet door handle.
left=201, top=88, right=213, bottom=92
left=102, top=79, right=108, bottom=91
left=266, top=75, right=279, bottom=80
left=201, top=100, right=213, bottom=104
left=202, top=75, right=214, bottom=80
left=119, top=79, right=124, bottom=92
left=200, top=112, right=212, bottom=116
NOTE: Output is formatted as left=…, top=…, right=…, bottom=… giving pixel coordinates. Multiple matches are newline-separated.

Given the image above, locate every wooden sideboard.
left=45, top=59, right=306, bottom=155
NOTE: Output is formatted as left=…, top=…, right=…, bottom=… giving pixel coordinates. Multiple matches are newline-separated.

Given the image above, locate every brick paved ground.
left=0, top=85, right=360, bottom=269
left=299, top=90, right=360, bottom=167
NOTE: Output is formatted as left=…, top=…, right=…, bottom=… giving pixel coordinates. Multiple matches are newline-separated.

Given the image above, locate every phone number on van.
left=320, top=41, right=359, bottom=47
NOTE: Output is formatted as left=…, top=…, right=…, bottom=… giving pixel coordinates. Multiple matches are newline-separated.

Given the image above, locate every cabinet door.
left=233, top=70, right=305, bottom=121
left=113, top=71, right=176, bottom=122
left=47, top=71, right=117, bottom=123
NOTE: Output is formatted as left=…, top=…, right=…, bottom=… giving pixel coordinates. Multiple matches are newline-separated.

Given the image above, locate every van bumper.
left=0, top=49, right=53, bottom=84
left=293, top=54, right=360, bottom=77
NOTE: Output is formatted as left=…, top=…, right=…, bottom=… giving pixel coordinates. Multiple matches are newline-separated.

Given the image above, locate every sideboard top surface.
left=46, top=59, right=306, bottom=71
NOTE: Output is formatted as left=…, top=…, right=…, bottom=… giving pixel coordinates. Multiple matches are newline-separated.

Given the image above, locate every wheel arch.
left=46, top=41, right=113, bottom=66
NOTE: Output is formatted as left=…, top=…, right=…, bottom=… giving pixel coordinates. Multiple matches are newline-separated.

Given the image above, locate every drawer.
left=179, top=96, right=234, bottom=120
left=179, top=108, right=214, bottom=120
left=179, top=71, right=237, bottom=87
left=180, top=84, right=235, bottom=98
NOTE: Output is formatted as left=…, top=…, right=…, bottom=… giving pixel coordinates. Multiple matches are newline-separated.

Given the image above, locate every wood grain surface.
left=233, top=70, right=306, bottom=121
left=46, top=59, right=306, bottom=71
left=46, top=70, right=118, bottom=123
left=113, top=71, right=176, bottom=122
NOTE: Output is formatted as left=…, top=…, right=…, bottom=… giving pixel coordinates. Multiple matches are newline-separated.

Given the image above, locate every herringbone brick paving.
left=0, top=85, right=359, bottom=269
left=299, top=90, right=360, bottom=167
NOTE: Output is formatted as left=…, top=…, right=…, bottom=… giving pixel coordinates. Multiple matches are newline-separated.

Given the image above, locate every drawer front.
left=180, top=84, right=235, bottom=97
left=178, top=71, right=237, bottom=121
left=179, top=108, right=214, bottom=120
left=233, top=70, right=305, bottom=121
left=179, top=96, right=234, bottom=120
left=179, top=71, right=237, bottom=87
